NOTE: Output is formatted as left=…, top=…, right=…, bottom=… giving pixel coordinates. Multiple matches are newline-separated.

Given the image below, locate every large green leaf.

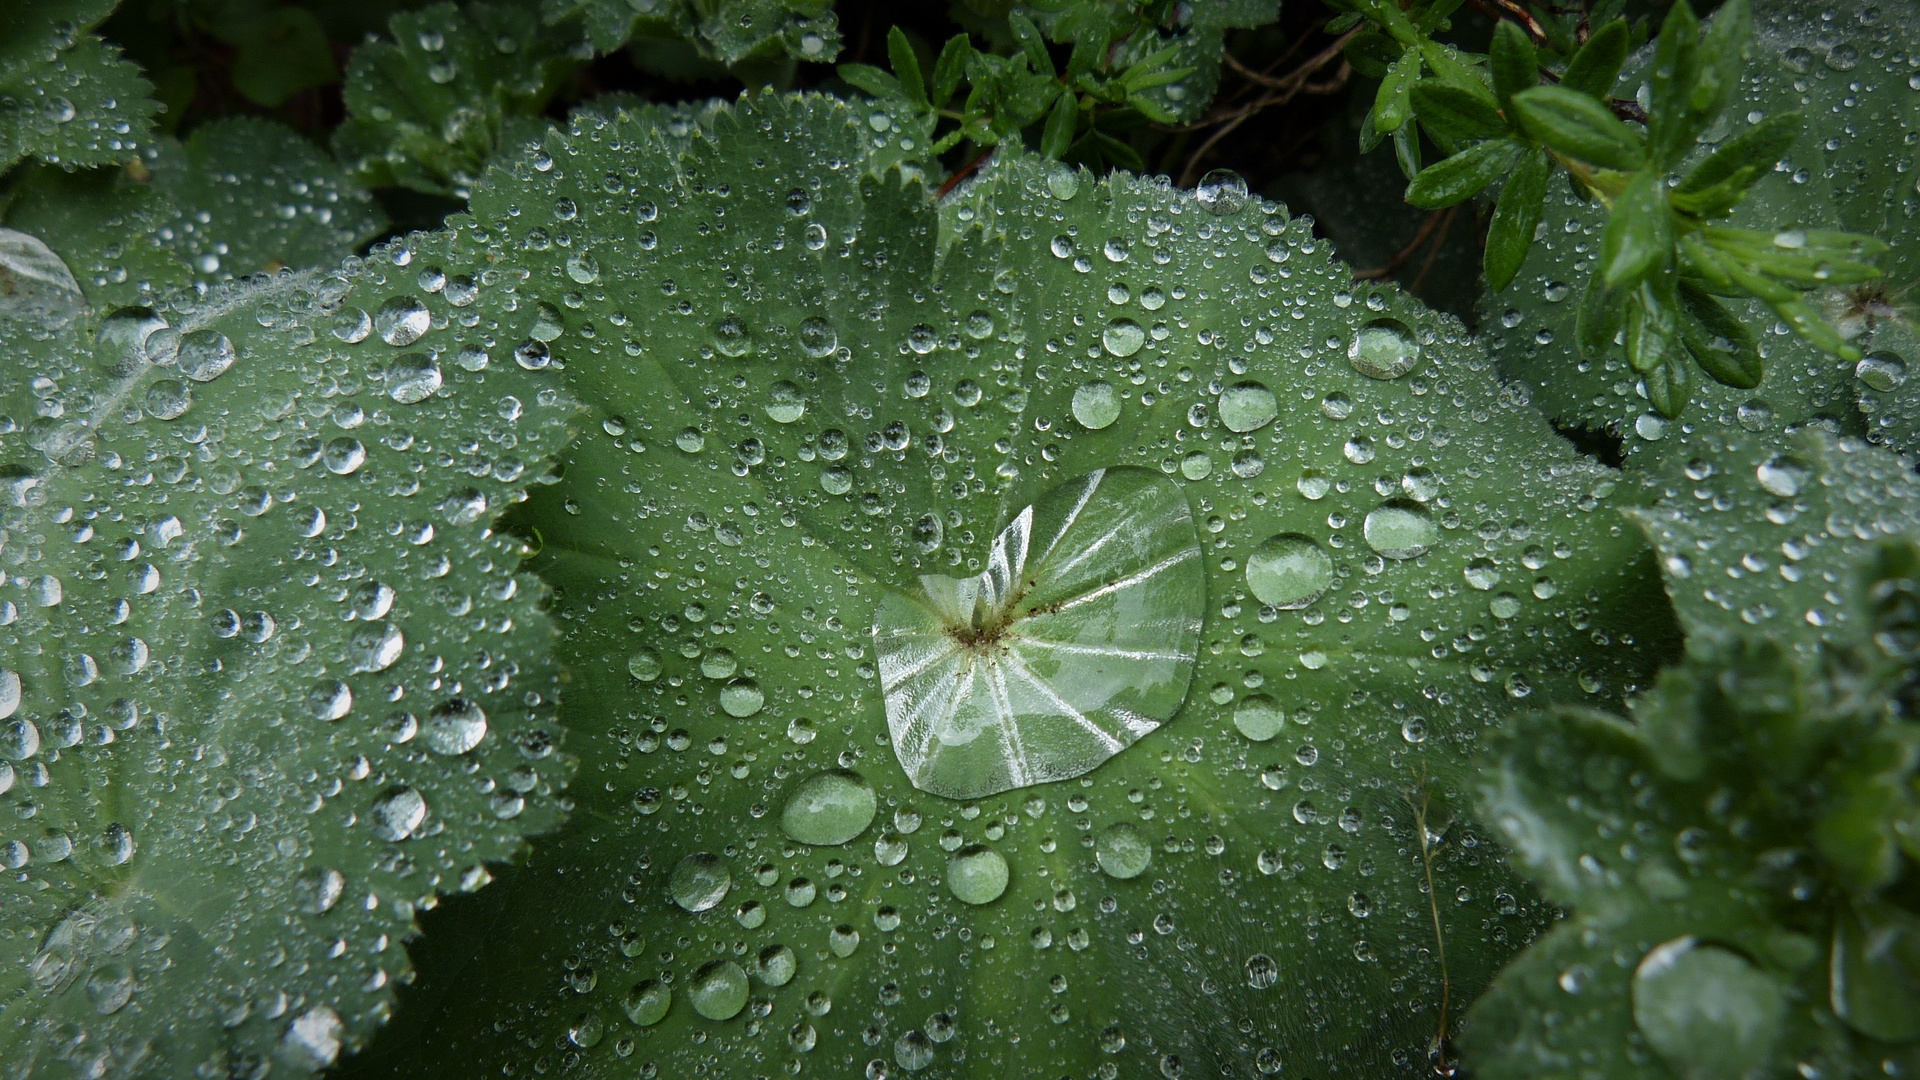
left=1484, top=0, right=1918, bottom=462
left=543, top=0, right=840, bottom=64
left=0, top=0, right=159, bottom=172
left=330, top=92, right=1675, bottom=1079
left=0, top=235, right=577, bottom=1069
left=3, top=118, right=387, bottom=310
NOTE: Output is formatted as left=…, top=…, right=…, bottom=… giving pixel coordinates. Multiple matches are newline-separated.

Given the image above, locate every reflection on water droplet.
left=720, top=679, right=763, bottom=717
left=1246, top=953, right=1278, bottom=989
left=1046, top=163, right=1080, bottom=200
left=1233, top=695, right=1286, bottom=742
left=423, top=698, right=487, bottom=754
left=714, top=316, right=751, bottom=357
left=1856, top=351, right=1906, bottom=392
left=1072, top=380, right=1121, bottom=430
left=688, top=960, right=749, bottom=1020
left=757, top=944, right=798, bottom=986
left=948, top=845, right=1009, bottom=904
left=1095, top=822, right=1152, bottom=879
left=1103, top=318, right=1145, bottom=357
left=781, top=771, right=877, bottom=846
left=1362, top=503, right=1436, bottom=560
left=386, top=354, right=442, bottom=403
left=1195, top=169, right=1249, bottom=215
left=627, top=649, right=661, bottom=681
left=1348, top=319, right=1422, bottom=379
left=177, top=330, right=236, bottom=382
left=670, top=852, right=731, bottom=912
left=1247, top=533, right=1334, bottom=608
left=1755, top=453, right=1809, bottom=498
left=766, top=380, right=806, bottom=423
left=369, top=787, right=427, bottom=841
left=625, top=980, right=671, bottom=1026
left=1218, top=381, right=1277, bottom=432
left=375, top=296, right=430, bottom=347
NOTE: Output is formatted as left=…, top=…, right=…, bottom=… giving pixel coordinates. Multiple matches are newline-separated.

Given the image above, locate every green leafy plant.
left=1, top=0, right=1915, bottom=1076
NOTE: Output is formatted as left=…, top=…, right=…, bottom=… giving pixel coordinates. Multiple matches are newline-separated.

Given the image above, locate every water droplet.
left=1246, top=533, right=1334, bottom=609
left=1218, top=381, right=1277, bottom=432
left=719, top=679, right=763, bottom=717
left=1245, top=953, right=1278, bottom=989
left=1095, top=822, right=1152, bottom=879
left=1348, top=319, right=1422, bottom=380
left=624, top=980, right=671, bottom=1026
left=1046, top=163, right=1080, bottom=200
left=176, top=329, right=236, bottom=382
left=1103, top=318, right=1145, bottom=357
left=322, top=437, right=366, bottom=475
left=627, top=649, right=661, bottom=681
left=947, top=845, right=1009, bottom=905
left=1195, top=170, right=1249, bottom=215
left=799, top=316, right=837, bottom=357
left=1071, top=380, right=1121, bottom=430
left=143, top=380, right=192, bottom=420
left=1362, top=503, right=1435, bottom=560
left=714, top=316, right=751, bottom=357
left=1233, top=695, right=1286, bottom=742
left=386, top=354, right=443, bottom=403
left=1856, top=351, right=1906, bottom=392
left=670, top=852, right=732, bottom=912
left=375, top=296, right=430, bottom=346
left=1756, top=453, right=1810, bottom=498
left=0, top=670, right=19, bottom=721
left=349, top=622, right=404, bottom=673
left=687, top=960, right=749, bottom=1020
left=766, top=380, right=806, bottom=423
left=565, top=251, right=600, bottom=283
left=369, top=787, right=427, bottom=841
left=757, top=944, right=798, bottom=987
left=308, top=680, right=352, bottom=721
left=423, top=698, right=487, bottom=754
left=780, top=771, right=877, bottom=846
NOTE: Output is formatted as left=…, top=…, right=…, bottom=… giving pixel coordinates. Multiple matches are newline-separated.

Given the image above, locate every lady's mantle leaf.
left=334, top=93, right=1675, bottom=1079
left=0, top=0, right=159, bottom=172
left=0, top=236, right=576, bottom=1070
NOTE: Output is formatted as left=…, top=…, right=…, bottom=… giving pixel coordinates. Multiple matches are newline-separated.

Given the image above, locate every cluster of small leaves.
left=1345, top=0, right=1887, bottom=418
left=543, top=0, right=840, bottom=66
left=1465, top=539, right=1920, bottom=1078
left=839, top=0, right=1277, bottom=171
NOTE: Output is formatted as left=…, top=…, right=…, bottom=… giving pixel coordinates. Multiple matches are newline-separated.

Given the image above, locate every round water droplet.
left=349, top=622, right=404, bottom=673
left=0, top=670, right=19, bottom=721
left=1233, top=695, right=1286, bottom=742
left=375, top=296, right=430, bottom=347
left=1755, top=453, right=1809, bottom=498
left=1632, top=938, right=1784, bottom=1079
left=1362, top=503, right=1436, bottom=560
left=624, top=981, right=671, bottom=1026
left=1046, top=163, right=1080, bottom=200
left=386, top=354, right=443, bottom=404
left=670, top=852, right=731, bottom=912
left=1103, top=318, right=1145, bottom=357
left=688, top=960, right=749, bottom=1021
left=1464, top=558, right=1501, bottom=591
left=799, top=316, right=837, bottom=357
left=766, top=381, right=806, bottom=423
left=627, top=649, right=661, bottom=681
left=1071, top=380, right=1121, bottom=430
left=719, top=679, right=763, bottom=717
left=757, top=944, right=798, bottom=987
left=423, top=698, right=487, bottom=754
left=1247, top=533, right=1333, bottom=609
left=947, top=845, right=1009, bottom=905
left=308, top=680, right=352, bottom=721
left=176, top=330, right=236, bottom=382
left=1855, top=351, right=1906, bottom=392
left=1095, top=822, right=1152, bottom=879
left=1195, top=170, right=1248, bottom=215
left=565, top=251, right=600, bottom=284
left=1348, top=319, right=1422, bottom=380
left=1246, top=953, right=1278, bottom=989
left=369, top=787, right=427, bottom=841
left=322, top=437, right=366, bottom=475
left=714, top=316, right=751, bottom=357
left=143, top=379, right=191, bottom=420
left=780, top=770, right=877, bottom=846
left=1218, top=381, right=1277, bottom=433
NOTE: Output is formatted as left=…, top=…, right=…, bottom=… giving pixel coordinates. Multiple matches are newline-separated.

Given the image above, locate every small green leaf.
left=1646, top=0, right=1703, bottom=165
left=0, top=0, right=160, bottom=171
left=1008, top=11, right=1054, bottom=77
left=1599, top=170, right=1673, bottom=287
left=1040, top=90, right=1076, bottom=158
left=838, top=63, right=905, bottom=100
left=1405, top=137, right=1520, bottom=208
left=1510, top=85, right=1645, bottom=170
left=1691, top=0, right=1752, bottom=131
left=1576, top=271, right=1625, bottom=357
left=930, top=35, right=972, bottom=106
left=886, top=26, right=927, bottom=110
left=1373, top=49, right=1421, bottom=134
left=1643, top=352, right=1692, bottom=417
left=1490, top=20, right=1538, bottom=107
left=1392, top=121, right=1423, bottom=179
left=1624, top=276, right=1682, bottom=375
left=1677, top=282, right=1762, bottom=388
left=1411, top=81, right=1507, bottom=143
left=1558, top=18, right=1630, bottom=98
left=1484, top=148, right=1551, bottom=290
left=1671, top=111, right=1803, bottom=215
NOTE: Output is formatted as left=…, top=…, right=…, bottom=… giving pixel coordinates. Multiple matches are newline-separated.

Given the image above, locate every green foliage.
left=333, top=2, right=586, bottom=197
left=545, top=0, right=840, bottom=65
left=1486, top=0, right=1920, bottom=458
left=0, top=238, right=577, bottom=1069
left=840, top=1, right=1278, bottom=169
left=0, top=0, right=159, bottom=172
left=314, top=89, right=1676, bottom=1078
left=1464, top=540, right=1920, bottom=1079
left=3, top=117, right=386, bottom=308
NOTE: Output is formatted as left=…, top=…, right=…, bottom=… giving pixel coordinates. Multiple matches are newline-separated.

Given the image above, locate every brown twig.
left=1410, top=206, right=1458, bottom=295
left=935, top=148, right=996, bottom=200
left=1409, top=770, right=1458, bottom=1078
left=1470, top=0, right=1552, bottom=44
left=1352, top=209, right=1449, bottom=280
left=1174, top=29, right=1359, bottom=187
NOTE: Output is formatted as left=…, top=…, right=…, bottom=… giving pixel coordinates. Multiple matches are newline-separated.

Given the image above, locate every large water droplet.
left=1232, top=694, right=1286, bottom=742
left=375, top=296, right=430, bottom=347
left=1218, top=381, right=1277, bottom=432
left=1103, top=318, right=1145, bottom=357
left=670, top=852, right=731, bottom=912
left=624, top=981, right=671, bottom=1026
left=1072, top=380, right=1121, bottom=430
left=688, top=960, right=749, bottom=1020
left=1095, top=822, right=1152, bottom=879
left=799, top=316, right=837, bottom=357
left=386, top=353, right=443, bottom=404
left=1246, top=533, right=1334, bottom=609
left=873, top=468, right=1204, bottom=800
left=947, top=845, right=1009, bottom=904
left=1348, top=319, right=1422, bottom=380
left=780, top=771, right=877, bottom=846
left=177, top=330, right=236, bottom=382
left=369, top=787, right=427, bottom=841
left=1362, top=503, right=1436, bottom=560
left=1194, top=169, right=1249, bottom=215
left=423, top=698, right=487, bottom=754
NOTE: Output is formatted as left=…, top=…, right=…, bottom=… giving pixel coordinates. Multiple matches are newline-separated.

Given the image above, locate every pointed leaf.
left=887, top=26, right=928, bottom=110
left=1559, top=18, right=1630, bottom=98
left=1599, top=170, right=1674, bottom=287
left=1510, top=85, right=1645, bottom=169
left=1412, top=81, right=1508, bottom=143
left=1485, top=148, right=1552, bottom=290
left=1678, top=281, right=1762, bottom=388
left=1405, top=137, right=1521, bottom=208
left=1490, top=20, right=1538, bottom=107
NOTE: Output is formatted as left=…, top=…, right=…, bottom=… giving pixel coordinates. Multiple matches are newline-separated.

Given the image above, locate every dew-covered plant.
left=1, top=1, right=1916, bottom=1078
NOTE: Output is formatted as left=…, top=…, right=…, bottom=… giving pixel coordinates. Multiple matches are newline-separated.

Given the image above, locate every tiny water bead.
left=1347, top=319, right=1422, bottom=380
left=1245, top=534, right=1334, bottom=609
left=1361, top=504, right=1436, bottom=560
left=1094, top=822, right=1152, bottom=879
left=669, top=852, right=731, bottom=913
left=779, top=771, right=877, bottom=846
left=946, top=845, right=1009, bottom=905
left=873, top=468, right=1205, bottom=800
left=1072, top=380, right=1121, bottom=430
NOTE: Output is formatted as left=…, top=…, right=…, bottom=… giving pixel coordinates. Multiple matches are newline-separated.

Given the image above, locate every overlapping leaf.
left=0, top=0, right=158, bottom=172
left=0, top=233, right=576, bottom=1070
left=542, top=0, right=840, bottom=65
left=3, top=117, right=386, bottom=310
left=324, top=92, right=1676, bottom=1079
